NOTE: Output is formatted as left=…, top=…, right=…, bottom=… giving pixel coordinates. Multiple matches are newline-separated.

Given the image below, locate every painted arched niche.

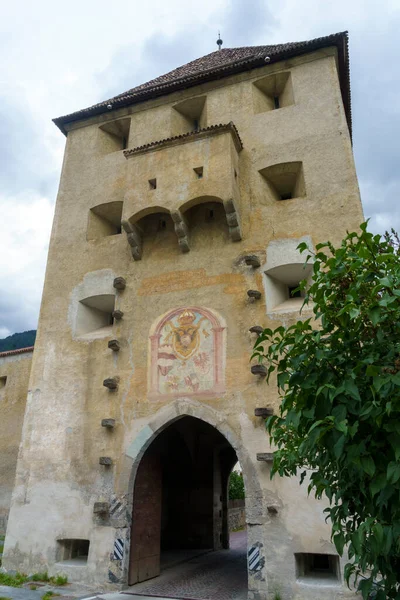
left=149, top=307, right=226, bottom=399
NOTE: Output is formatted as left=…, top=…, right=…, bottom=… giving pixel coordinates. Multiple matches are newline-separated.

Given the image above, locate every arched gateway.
left=120, top=399, right=265, bottom=598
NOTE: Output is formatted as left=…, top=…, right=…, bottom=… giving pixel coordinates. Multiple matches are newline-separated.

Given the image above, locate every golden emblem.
left=164, top=310, right=207, bottom=360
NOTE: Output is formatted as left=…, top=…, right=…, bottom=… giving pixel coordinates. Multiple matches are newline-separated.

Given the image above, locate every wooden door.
left=129, top=453, right=162, bottom=585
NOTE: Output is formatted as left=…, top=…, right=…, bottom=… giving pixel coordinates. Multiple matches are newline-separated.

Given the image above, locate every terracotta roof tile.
left=123, top=122, right=243, bottom=158
left=0, top=346, right=34, bottom=358
left=54, top=31, right=351, bottom=136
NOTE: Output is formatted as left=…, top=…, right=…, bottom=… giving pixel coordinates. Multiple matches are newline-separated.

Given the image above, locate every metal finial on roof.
left=217, top=31, right=223, bottom=50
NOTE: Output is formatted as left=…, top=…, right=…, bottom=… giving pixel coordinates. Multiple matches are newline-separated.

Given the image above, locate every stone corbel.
left=121, top=220, right=143, bottom=261
left=170, top=209, right=190, bottom=253
left=223, top=198, right=242, bottom=242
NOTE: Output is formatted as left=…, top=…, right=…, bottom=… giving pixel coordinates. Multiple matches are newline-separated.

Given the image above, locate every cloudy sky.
left=0, top=0, right=399, bottom=337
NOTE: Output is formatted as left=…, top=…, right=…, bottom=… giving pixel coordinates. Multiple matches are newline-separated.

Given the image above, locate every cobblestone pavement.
left=123, top=530, right=247, bottom=600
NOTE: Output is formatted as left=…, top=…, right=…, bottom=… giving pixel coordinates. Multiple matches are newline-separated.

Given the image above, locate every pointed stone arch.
left=118, top=398, right=266, bottom=596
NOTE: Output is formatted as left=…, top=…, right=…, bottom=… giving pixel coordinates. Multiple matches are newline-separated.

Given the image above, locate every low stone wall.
left=228, top=499, right=245, bottom=531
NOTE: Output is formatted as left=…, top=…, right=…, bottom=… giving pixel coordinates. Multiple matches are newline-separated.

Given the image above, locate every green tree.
left=252, top=223, right=400, bottom=599
left=229, top=470, right=245, bottom=500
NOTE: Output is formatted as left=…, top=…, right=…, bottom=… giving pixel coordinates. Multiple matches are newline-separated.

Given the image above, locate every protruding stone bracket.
left=247, top=290, right=262, bottom=300
left=101, top=418, right=116, bottom=428
left=112, top=310, right=124, bottom=321
left=113, top=277, right=126, bottom=291
left=103, top=377, right=119, bottom=390
left=254, top=407, right=274, bottom=417
left=249, top=326, right=264, bottom=335
left=170, top=209, right=190, bottom=253
left=223, top=198, right=242, bottom=242
left=256, top=453, right=274, bottom=462
left=122, top=219, right=143, bottom=261
left=93, top=502, right=109, bottom=514
left=244, top=255, right=261, bottom=268
left=251, top=364, right=267, bottom=377
left=99, top=457, right=113, bottom=466
left=108, top=339, right=120, bottom=352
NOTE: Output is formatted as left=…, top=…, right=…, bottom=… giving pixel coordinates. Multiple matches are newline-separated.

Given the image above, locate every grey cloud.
left=350, top=18, right=400, bottom=231
left=221, top=0, right=277, bottom=46
left=0, top=97, right=59, bottom=198
left=98, top=0, right=276, bottom=101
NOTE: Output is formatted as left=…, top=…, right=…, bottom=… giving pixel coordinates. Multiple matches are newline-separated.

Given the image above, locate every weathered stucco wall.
left=4, top=46, right=363, bottom=600
left=0, top=349, right=33, bottom=534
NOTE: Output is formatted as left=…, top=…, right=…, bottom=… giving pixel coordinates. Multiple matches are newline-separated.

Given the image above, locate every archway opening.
left=180, top=197, right=229, bottom=249
left=128, top=415, right=247, bottom=599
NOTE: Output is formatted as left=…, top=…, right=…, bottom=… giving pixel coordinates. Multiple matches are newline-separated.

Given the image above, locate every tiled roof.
left=53, top=31, right=351, bottom=135
left=123, top=122, right=243, bottom=158
left=0, top=346, right=34, bottom=358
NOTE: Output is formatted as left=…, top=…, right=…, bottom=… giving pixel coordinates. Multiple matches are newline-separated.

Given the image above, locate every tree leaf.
left=387, top=461, right=400, bottom=484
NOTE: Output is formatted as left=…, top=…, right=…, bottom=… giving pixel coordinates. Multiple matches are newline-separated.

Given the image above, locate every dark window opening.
left=193, top=119, right=199, bottom=131
left=159, top=219, right=167, bottom=230
left=57, top=539, right=90, bottom=563
left=295, top=553, right=340, bottom=582
left=193, top=166, right=203, bottom=179
left=234, top=169, right=238, bottom=179
left=0, top=376, right=6, bottom=389
left=149, top=178, right=157, bottom=190
left=208, top=209, right=214, bottom=219
left=280, top=192, right=292, bottom=200
left=312, top=554, right=331, bottom=572
left=274, top=96, right=280, bottom=110
left=122, top=137, right=127, bottom=150
left=288, top=286, right=301, bottom=298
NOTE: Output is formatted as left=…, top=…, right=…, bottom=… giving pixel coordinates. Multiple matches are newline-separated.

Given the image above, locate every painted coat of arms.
left=149, top=307, right=225, bottom=399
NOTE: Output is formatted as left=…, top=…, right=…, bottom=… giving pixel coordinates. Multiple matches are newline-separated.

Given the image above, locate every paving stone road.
left=122, top=529, right=248, bottom=600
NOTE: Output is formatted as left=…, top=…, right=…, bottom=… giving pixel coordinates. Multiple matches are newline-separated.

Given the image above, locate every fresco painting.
left=149, top=307, right=225, bottom=398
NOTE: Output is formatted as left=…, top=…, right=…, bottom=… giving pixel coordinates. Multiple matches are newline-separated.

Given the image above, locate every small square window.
left=193, top=167, right=203, bottom=179
left=149, top=178, right=157, bottom=190
left=295, top=553, right=340, bottom=583
left=0, top=376, right=7, bottom=388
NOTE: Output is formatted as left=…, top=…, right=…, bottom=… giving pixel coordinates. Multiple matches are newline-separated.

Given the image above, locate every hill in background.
left=0, top=330, right=36, bottom=352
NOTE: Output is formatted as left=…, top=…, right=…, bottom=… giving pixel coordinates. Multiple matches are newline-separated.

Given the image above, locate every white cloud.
left=0, top=193, right=54, bottom=334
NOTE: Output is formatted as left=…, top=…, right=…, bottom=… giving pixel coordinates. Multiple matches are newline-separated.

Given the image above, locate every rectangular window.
left=0, top=376, right=7, bottom=388
left=295, top=553, right=340, bottom=582
left=57, top=539, right=90, bottom=564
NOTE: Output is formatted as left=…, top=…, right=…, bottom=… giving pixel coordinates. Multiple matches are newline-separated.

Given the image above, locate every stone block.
left=103, top=377, right=119, bottom=390
left=113, top=277, right=126, bottom=291
left=101, top=418, right=116, bottom=428
left=254, top=407, right=274, bottom=417
left=256, top=453, right=274, bottom=462
left=249, top=326, right=264, bottom=334
left=244, top=255, right=261, bottom=268
left=108, top=339, right=120, bottom=352
left=251, top=364, right=267, bottom=376
left=247, top=290, right=262, bottom=300
left=99, top=457, right=113, bottom=466
left=93, top=502, right=109, bottom=514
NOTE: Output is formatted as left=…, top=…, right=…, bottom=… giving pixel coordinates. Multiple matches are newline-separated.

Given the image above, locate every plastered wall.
left=0, top=350, right=32, bottom=534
